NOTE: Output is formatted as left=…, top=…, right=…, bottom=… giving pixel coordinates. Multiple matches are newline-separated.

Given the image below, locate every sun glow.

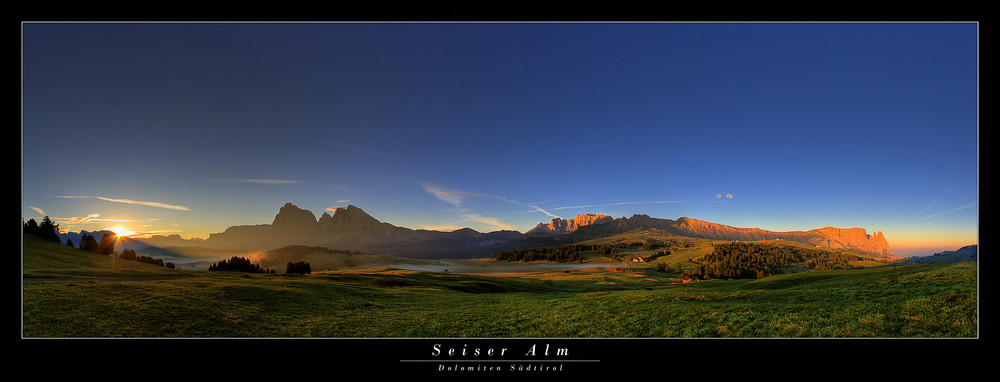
left=109, top=226, right=136, bottom=237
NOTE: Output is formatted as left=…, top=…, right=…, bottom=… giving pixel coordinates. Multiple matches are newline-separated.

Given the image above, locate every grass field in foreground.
left=21, top=234, right=977, bottom=338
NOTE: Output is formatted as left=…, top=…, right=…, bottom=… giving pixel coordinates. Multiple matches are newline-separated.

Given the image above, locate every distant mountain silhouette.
left=58, top=229, right=115, bottom=247
left=167, top=203, right=529, bottom=259
left=127, top=203, right=897, bottom=259
left=897, top=245, right=977, bottom=264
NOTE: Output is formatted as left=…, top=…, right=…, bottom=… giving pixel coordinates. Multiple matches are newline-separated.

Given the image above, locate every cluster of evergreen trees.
left=492, top=240, right=682, bottom=263
left=604, top=240, right=676, bottom=260
left=492, top=243, right=604, bottom=262
left=207, top=256, right=314, bottom=275
left=76, top=232, right=115, bottom=255
left=594, top=242, right=644, bottom=259
left=208, top=256, right=274, bottom=274
left=285, top=261, right=312, bottom=274
left=642, top=239, right=670, bottom=250
left=23, top=217, right=61, bottom=242
left=690, top=242, right=861, bottom=279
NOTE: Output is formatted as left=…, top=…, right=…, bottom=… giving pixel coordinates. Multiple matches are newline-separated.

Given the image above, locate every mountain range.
left=129, top=202, right=896, bottom=260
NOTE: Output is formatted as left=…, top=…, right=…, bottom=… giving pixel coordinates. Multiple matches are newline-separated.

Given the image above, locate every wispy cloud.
left=422, top=183, right=477, bottom=208
left=29, top=206, right=44, bottom=215
left=919, top=188, right=952, bottom=214
left=421, top=183, right=519, bottom=207
left=55, top=195, right=190, bottom=211
left=418, top=224, right=466, bottom=232
left=421, top=183, right=521, bottom=231
left=715, top=194, right=734, bottom=199
left=228, top=178, right=304, bottom=184
left=121, top=229, right=183, bottom=238
left=551, top=200, right=680, bottom=210
left=461, top=214, right=516, bottom=231
left=526, top=204, right=559, bottom=218
left=61, top=214, right=135, bottom=224
left=920, top=195, right=941, bottom=213
left=95, top=197, right=190, bottom=211
left=918, top=202, right=977, bottom=220
left=67, top=213, right=101, bottom=223
left=337, top=199, right=350, bottom=203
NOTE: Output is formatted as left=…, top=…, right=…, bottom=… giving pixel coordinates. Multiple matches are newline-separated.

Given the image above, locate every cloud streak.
left=422, top=182, right=697, bottom=232
left=421, top=183, right=522, bottom=231
left=419, top=224, right=466, bottom=232
left=918, top=202, right=977, bottom=220
left=422, top=184, right=469, bottom=207
left=526, top=204, right=559, bottom=218
left=60, top=214, right=135, bottom=225
left=55, top=195, right=190, bottom=211
left=67, top=213, right=101, bottom=223
left=462, top=214, right=516, bottom=231
left=95, top=197, right=191, bottom=211
left=551, top=200, right=681, bottom=210
left=225, top=178, right=305, bottom=184
left=421, top=183, right=506, bottom=208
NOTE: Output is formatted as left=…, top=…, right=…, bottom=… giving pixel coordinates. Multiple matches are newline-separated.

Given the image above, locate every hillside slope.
left=22, top=234, right=186, bottom=279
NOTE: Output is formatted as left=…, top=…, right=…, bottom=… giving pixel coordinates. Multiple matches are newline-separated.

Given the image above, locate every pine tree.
left=99, top=233, right=116, bottom=256
left=23, top=218, right=39, bottom=236
left=79, top=233, right=100, bottom=254
left=37, top=216, right=61, bottom=242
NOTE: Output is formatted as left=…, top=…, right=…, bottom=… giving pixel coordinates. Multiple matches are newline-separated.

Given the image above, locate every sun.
left=109, top=226, right=136, bottom=237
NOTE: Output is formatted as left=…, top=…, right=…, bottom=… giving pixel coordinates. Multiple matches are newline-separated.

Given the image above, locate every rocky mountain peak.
left=809, top=226, right=893, bottom=257
left=318, top=204, right=386, bottom=233
left=526, top=213, right=614, bottom=234
left=271, top=202, right=318, bottom=235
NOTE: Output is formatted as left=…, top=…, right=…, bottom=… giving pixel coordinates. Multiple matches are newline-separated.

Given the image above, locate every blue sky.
left=21, top=22, right=978, bottom=254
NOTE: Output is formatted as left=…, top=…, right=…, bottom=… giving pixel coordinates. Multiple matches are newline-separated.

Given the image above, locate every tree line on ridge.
left=24, top=216, right=174, bottom=268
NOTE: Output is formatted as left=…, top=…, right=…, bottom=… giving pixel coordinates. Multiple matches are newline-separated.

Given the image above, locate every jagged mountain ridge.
left=136, top=203, right=895, bottom=259
left=567, top=214, right=894, bottom=257
left=162, top=203, right=531, bottom=259
left=526, top=213, right=614, bottom=234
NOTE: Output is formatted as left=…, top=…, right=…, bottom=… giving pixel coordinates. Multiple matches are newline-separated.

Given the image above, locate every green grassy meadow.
left=21, top=234, right=977, bottom=338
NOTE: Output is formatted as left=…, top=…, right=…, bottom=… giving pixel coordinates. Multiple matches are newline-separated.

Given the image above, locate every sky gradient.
left=21, top=22, right=978, bottom=256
